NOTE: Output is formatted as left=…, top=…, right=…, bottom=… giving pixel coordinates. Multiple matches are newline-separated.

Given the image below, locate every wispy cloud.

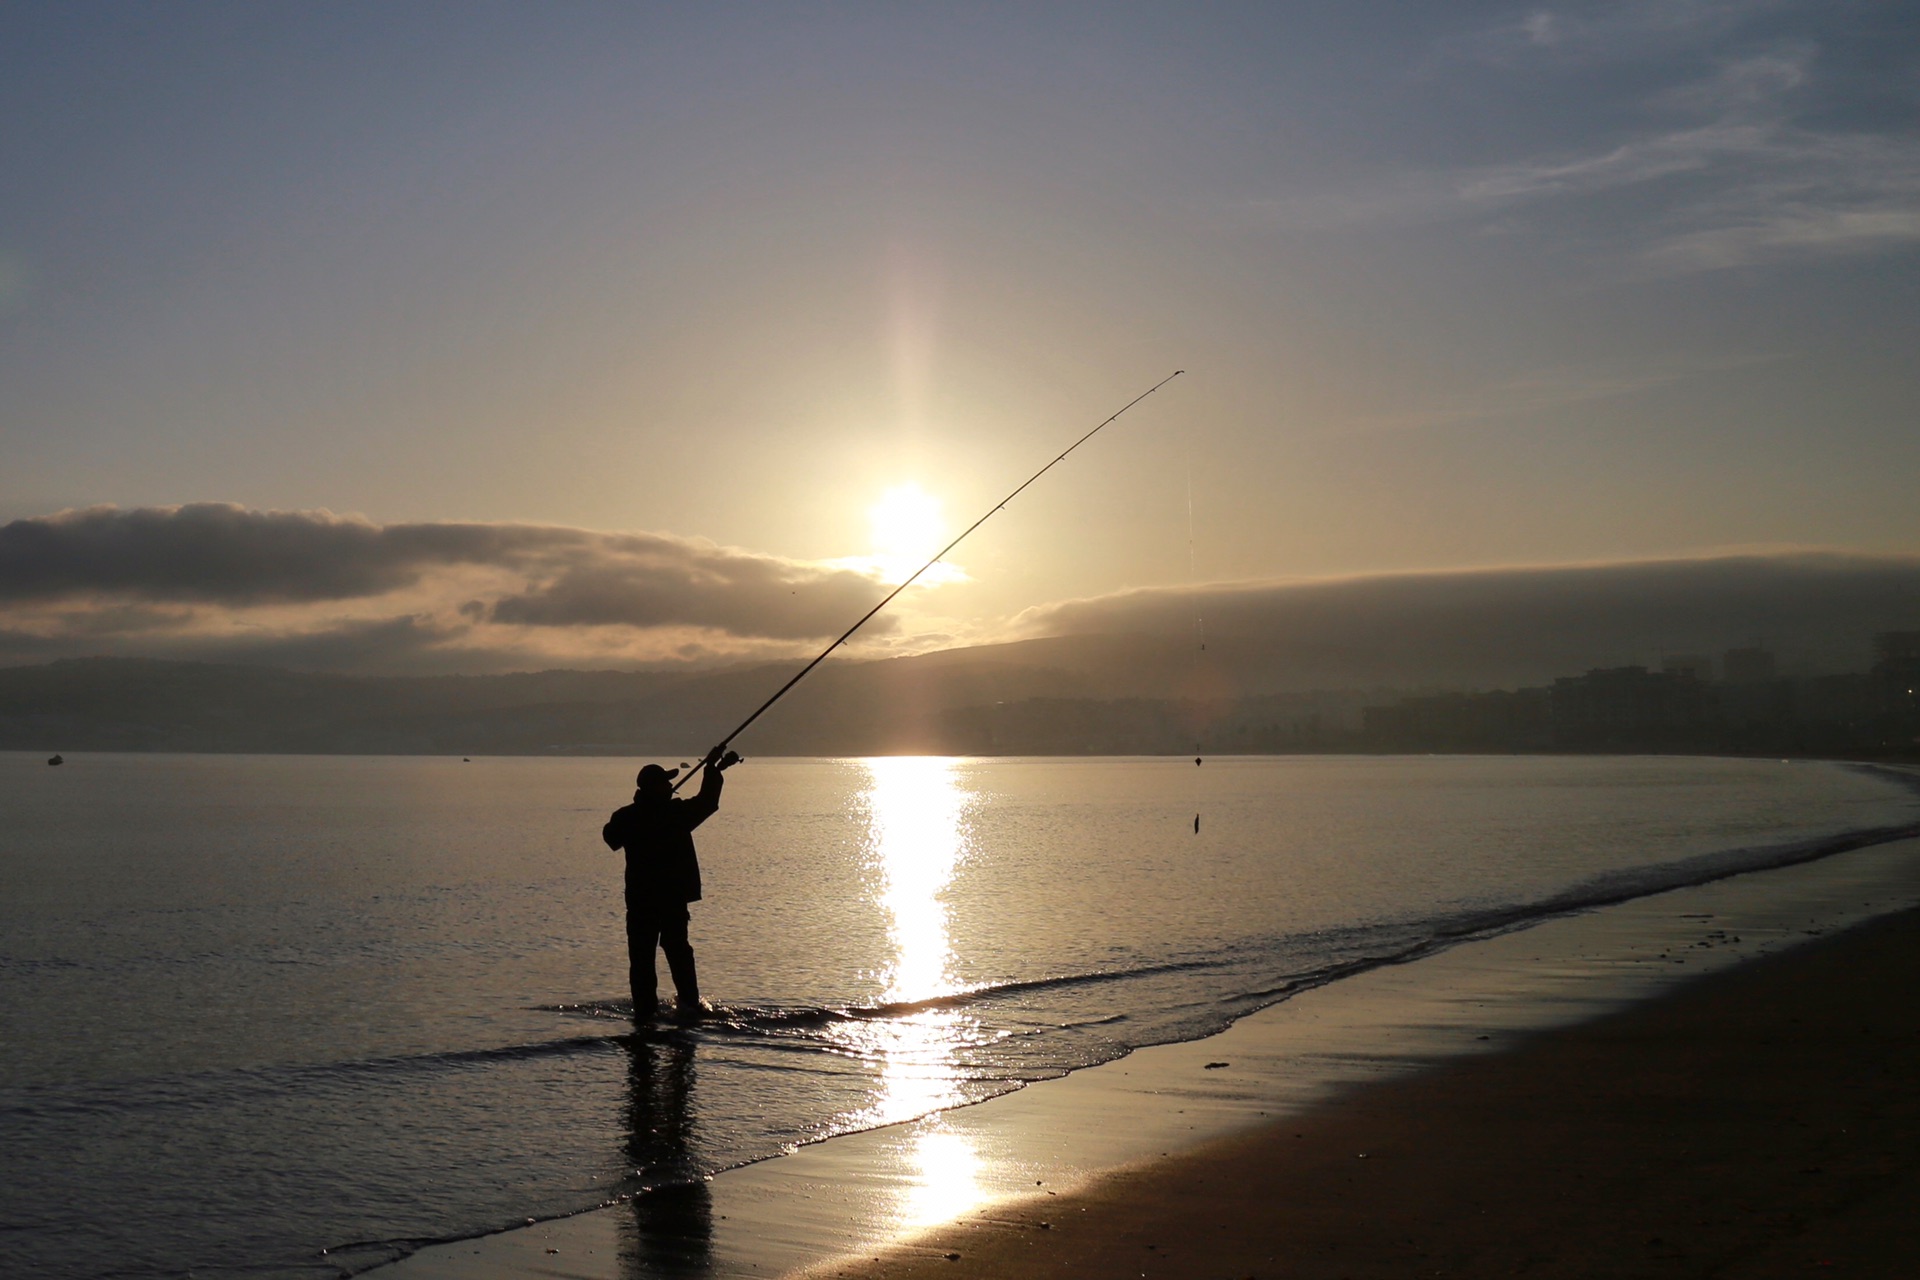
left=1442, top=1, right=1789, bottom=66
left=1456, top=49, right=1816, bottom=207
left=1261, top=18, right=1920, bottom=274
left=1457, top=120, right=1773, bottom=204
left=1453, top=43, right=1920, bottom=271
left=1636, top=128, right=1920, bottom=269
left=1349, top=352, right=1781, bottom=434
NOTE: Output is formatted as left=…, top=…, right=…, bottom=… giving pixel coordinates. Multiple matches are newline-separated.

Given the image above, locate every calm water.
left=2, top=753, right=1916, bottom=1278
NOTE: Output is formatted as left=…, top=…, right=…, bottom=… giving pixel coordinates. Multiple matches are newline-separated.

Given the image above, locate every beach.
left=818, top=905, right=1920, bottom=1279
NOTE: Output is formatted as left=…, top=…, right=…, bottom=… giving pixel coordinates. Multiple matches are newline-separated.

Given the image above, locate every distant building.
left=1790, top=672, right=1876, bottom=727
left=1719, top=645, right=1791, bottom=729
left=1721, top=647, right=1777, bottom=685
left=1362, top=687, right=1551, bottom=751
left=1873, top=631, right=1920, bottom=679
left=1351, top=633, right=1920, bottom=758
left=1550, top=666, right=1715, bottom=747
left=1661, top=654, right=1714, bottom=682
left=1872, top=631, right=1920, bottom=728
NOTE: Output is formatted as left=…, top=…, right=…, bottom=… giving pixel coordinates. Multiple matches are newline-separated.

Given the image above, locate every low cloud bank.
left=0, top=504, right=892, bottom=672
left=0, top=504, right=534, bottom=603
left=5, top=508, right=1916, bottom=684
left=1016, top=553, right=1920, bottom=687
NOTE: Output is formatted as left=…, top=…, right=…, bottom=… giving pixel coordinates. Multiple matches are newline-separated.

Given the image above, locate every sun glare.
left=869, top=483, right=949, bottom=583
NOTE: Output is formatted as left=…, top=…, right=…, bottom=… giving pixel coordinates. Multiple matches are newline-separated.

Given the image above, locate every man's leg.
left=659, top=907, right=700, bottom=1013
left=626, top=909, right=661, bottom=1022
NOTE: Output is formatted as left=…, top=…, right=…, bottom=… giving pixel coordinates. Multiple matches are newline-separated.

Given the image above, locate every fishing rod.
left=673, top=368, right=1186, bottom=789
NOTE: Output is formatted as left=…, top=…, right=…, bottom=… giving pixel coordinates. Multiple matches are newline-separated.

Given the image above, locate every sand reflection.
left=848, top=756, right=987, bottom=1227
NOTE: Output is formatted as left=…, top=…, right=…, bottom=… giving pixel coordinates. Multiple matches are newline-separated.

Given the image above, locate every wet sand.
left=812, top=906, right=1920, bottom=1279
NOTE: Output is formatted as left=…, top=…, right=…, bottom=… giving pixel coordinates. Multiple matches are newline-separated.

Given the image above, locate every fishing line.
left=674, top=369, right=1186, bottom=789
left=1187, top=428, right=1204, bottom=833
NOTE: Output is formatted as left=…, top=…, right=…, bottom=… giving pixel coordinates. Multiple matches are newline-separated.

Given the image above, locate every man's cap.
left=636, top=763, right=681, bottom=786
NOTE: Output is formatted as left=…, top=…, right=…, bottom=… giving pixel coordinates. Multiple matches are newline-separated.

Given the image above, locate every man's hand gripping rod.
left=674, top=370, right=1185, bottom=791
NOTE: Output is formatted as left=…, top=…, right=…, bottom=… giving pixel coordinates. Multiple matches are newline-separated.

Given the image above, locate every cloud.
left=1246, top=118, right=1920, bottom=275
left=1457, top=120, right=1769, bottom=204
left=0, top=503, right=896, bottom=672
left=0, top=503, right=557, bottom=603
left=1262, top=17, right=1920, bottom=274
left=202, top=615, right=476, bottom=674
left=1457, top=47, right=1920, bottom=271
left=1349, top=354, right=1779, bottom=434
left=1442, top=2, right=1787, bottom=66
left=1653, top=45, right=1809, bottom=112
left=1013, top=552, right=1920, bottom=687
left=12, top=508, right=1917, bottom=686
left=1637, top=129, right=1920, bottom=269
left=1441, top=25, right=1920, bottom=271
left=488, top=556, right=891, bottom=639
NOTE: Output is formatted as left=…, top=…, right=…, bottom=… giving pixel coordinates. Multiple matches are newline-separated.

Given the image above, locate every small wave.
left=859, top=959, right=1234, bottom=1016
left=1217, top=816, right=1920, bottom=1016
left=0, top=955, right=88, bottom=974
left=1430, top=817, right=1920, bottom=946
left=542, top=957, right=1230, bottom=1035
left=547, top=814, right=1920, bottom=1062
left=0, top=1032, right=633, bottom=1122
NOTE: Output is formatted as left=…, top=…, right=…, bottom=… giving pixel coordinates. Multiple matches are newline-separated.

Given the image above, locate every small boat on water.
left=47, top=754, right=64, bottom=766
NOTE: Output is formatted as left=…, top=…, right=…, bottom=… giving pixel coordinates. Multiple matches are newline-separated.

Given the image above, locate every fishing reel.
left=681, top=748, right=744, bottom=773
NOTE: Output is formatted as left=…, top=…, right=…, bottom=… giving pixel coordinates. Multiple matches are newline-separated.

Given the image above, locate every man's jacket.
left=602, top=767, right=722, bottom=906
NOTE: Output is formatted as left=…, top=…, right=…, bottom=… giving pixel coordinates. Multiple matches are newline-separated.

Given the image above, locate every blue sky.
left=2, top=2, right=1916, bottom=672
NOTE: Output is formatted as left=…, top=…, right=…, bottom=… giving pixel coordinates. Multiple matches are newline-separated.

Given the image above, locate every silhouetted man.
left=603, top=746, right=734, bottom=1023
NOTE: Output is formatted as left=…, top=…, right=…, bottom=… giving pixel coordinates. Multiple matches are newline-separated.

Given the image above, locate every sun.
left=868, top=483, right=952, bottom=584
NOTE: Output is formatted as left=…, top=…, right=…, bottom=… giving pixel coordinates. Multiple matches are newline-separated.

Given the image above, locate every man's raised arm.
left=684, top=746, right=727, bottom=826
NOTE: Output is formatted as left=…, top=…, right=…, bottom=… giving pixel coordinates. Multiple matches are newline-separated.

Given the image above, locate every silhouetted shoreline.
left=6, top=637, right=1917, bottom=759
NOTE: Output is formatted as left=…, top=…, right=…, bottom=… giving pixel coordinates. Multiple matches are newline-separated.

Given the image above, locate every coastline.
left=373, top=830, right=1920, bottom=1280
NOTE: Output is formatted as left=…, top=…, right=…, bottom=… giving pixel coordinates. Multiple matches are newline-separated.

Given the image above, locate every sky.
left=2, top=1, right=1917, bottom=675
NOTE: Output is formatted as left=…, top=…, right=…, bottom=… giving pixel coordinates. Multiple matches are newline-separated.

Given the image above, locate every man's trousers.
left=627, top=902, right=698, bottom=1020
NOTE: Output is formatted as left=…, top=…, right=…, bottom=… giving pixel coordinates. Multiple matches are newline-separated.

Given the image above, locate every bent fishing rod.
left=674, top=368, right=1185, bottom=789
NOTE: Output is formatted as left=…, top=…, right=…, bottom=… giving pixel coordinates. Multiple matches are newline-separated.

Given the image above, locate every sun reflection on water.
left=840, top=756, right=990, bottom=1228
left=867, top=756, right=968, bottom=1005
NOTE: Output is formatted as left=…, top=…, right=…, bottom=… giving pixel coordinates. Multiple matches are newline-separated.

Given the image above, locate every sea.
left=3, top=752, right=1918, bottom=1280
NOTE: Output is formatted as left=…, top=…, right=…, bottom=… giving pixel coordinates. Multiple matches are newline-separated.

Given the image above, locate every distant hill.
left=0, top=643, right=1376, bottom=757
left=6, top=577, right=1913, bottom=757
left=0, top=659, right=684, bottom=754
left=10, top=550, right=1920, bottom=756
